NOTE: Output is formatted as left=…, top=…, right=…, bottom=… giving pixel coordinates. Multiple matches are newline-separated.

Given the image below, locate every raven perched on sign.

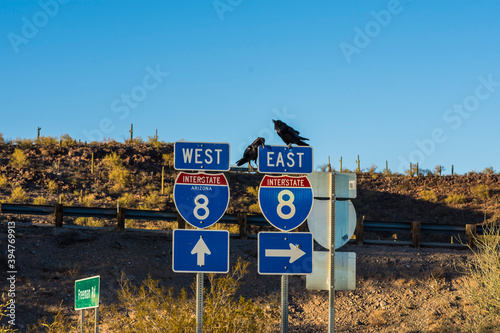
left=236, top=137, right=266, bottom=171
left=272, top=119, right=309, bottom=147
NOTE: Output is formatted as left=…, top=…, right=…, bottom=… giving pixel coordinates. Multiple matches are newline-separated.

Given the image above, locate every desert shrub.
left=481, top=166, right=496, bottom=175
left=316, top=163, right=331, bottom=172
left=27, top=304, right=78, bottom=333
left=249, top=203, right=261, bottom=214
left=245, top=186, right=259, bottom=197
left=109, top=167, right=132, bottom=192
left=419, top=190, right=438, bottom=203
left=0, top=175, right=7, bottom=188
left=162, top=184, right=173, bottom=197
left=126, top=137, right=143, bottom=145
left=444, top=193, right=466, bottom=205
left=118, top=193, right=136, bottom=208
left=419, top=169, right=433, bottom=176
left=104, top=258, right=277, bottom=332
left=9, top=149, right=29, bottom=168
left=104, top=275, right=195, bottom=332
left=162, top=153, right=174, bottom=167
left=102, top=152, right=123, bottom=169
left=0, top=296, right=19, bottom=332
left=13, top=138, right=33, bottom=149
left=404, top=164, right=419, bottom=177
left=472, top=185, right=490, bottom=200
left=147, top=135, right=164, bottom=149
left=74, top=217, right=106, bottom=227
left=434, top=165, right=445, bottom=176
left=79, top=193, right=96, bottom=207
left=0, top=133, right=4, bottom=143
left=46, top=180, right=58, bottom=194
left=8, top=186, right=28, bottom=203
left=60, top=134, right=77, bottom=147
left=367, top=309, right=388, bottom=327
left=463, top=222, right=500, bottom=329
left=208, top=223, right=240, bottom=234
left=366, top=164, right=377, bottom=174
left=204, top=258, right=278, bottom=332
left=37, top=136, right=58, bottom=146
left=125, top=219, right=139, bottom=228
left=139, top=191, right=164, bottom=210
left=33, top=196, right=48, bottom=205
left=102, top=152, right=132, bottom=192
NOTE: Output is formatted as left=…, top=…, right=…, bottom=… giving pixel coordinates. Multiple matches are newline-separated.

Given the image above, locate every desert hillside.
left=0, top=139, right=498, bottom=227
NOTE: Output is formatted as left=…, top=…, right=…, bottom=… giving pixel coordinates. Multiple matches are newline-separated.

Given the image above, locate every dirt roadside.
left=0, top=223, right=473, bottom=332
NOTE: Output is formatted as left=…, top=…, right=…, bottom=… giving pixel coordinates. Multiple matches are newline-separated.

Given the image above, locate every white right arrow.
left=265, top=243, right=306, bottom=263
left=191, top=236, right=211, bottom=266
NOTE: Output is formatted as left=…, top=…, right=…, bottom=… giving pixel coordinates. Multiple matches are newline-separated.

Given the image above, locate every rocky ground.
left=0, top=222, right=480, bottom=332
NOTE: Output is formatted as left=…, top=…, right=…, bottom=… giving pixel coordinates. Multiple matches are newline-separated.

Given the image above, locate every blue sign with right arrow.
left=258, top=232, right=313, bottom=275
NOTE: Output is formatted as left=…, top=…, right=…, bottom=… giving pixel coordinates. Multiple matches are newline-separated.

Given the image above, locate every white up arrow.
left=191, top=236, right=211, bottom=266
left=265, top=243, right=306, bottom=263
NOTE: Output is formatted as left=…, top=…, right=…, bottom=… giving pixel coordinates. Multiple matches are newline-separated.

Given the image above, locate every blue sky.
left=1, top=0, right=499, bottom=175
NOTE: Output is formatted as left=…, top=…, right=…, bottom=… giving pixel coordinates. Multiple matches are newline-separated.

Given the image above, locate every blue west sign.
left=174, top=142, right=230, bottom=171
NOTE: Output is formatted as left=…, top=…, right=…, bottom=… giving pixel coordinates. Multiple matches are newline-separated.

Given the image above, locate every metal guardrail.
left=1, top=203, right=497, bottom=248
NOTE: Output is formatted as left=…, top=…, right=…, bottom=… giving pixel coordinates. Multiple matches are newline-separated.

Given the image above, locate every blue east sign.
left=258, top=145, right=313, bottom=174
left=174, top=142, right=230, bottom=171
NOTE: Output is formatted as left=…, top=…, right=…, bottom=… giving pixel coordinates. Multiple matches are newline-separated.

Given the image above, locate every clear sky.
left=1, top=0, right=499, bottom=175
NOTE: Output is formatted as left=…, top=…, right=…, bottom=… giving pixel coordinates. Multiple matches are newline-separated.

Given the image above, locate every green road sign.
left=75, top=276, right=100, bottom=310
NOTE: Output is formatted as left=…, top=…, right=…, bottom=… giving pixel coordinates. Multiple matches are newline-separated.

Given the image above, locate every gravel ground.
left=1, top=223, right=474, bottom=332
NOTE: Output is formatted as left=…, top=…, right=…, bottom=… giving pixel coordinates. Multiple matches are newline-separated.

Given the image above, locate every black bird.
left=236, top=137, right=265, bottom=171
left=272, top=119, right=309, bottom=147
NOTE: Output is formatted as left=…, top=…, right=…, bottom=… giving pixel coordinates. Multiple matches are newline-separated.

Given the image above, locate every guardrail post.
left=466, top=224, right=477, bottom=249
left=54, top=204, right=63, bottom=227
left=117, top=206, right=126, bottom=229
left=412, top=221, right=421, bottom=248
left=355, top=215, right=364, bottom=245
left=237, top=213, right=247, bottom=239
left=177, top=213, right=186, bottom=229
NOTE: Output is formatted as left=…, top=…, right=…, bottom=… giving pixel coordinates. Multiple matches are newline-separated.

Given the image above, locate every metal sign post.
left=281, top=275, right=289, bottom=333
left=80, top=310, right=84, bottom=333
left=328, top=173, right=336, bottom=333
left=196, top=272, right=203, bottom=333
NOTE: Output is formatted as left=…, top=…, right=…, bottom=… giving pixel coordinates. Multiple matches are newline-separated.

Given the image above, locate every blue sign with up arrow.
left=173, top=229, right=229, bottom=273
left=258, top=232, right=313, bottom=275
